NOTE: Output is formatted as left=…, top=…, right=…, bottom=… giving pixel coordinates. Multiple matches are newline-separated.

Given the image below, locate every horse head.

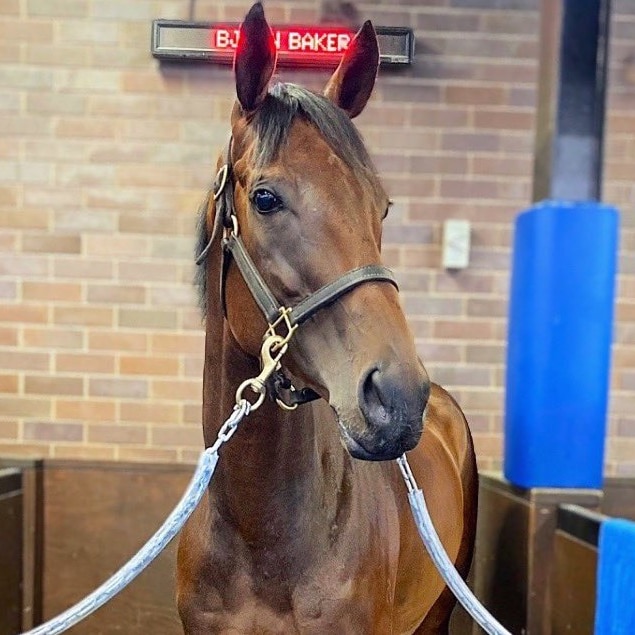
left=206, top=2, right=430, bottom=461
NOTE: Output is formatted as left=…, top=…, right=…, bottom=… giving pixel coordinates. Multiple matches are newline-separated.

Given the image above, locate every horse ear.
left=323, top=21, right=379, bottom=119
left=234, top=2, right=277, bottom=113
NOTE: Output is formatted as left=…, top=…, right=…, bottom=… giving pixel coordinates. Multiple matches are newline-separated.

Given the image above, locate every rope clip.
left=235, top=334, right=288, bottom=411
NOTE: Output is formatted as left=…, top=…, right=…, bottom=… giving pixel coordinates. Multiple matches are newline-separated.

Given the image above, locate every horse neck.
left=201, top=284, right=348, bottom=546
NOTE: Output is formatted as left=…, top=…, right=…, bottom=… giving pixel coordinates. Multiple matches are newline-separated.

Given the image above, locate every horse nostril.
left=359, top=366, right=391, bottom=427
left=358, top=364, right=429, bottom=431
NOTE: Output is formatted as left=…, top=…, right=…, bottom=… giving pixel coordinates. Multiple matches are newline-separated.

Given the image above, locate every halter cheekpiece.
left=197, top=137, right=399, bottom=410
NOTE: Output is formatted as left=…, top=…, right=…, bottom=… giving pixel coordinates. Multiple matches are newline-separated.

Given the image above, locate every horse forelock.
left=253, top=83, right=375, bottom=172
left=194, top=82, right=378, bottom=317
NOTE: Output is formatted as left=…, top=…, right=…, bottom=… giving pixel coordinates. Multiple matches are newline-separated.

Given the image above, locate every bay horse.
left=176, top=3, right=478, bottom=633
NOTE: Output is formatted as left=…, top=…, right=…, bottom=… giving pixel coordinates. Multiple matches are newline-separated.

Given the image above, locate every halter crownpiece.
left=197, top=137, right=399, bottom=409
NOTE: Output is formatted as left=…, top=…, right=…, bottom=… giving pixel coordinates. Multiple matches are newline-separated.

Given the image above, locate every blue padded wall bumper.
left=504, top=200, right=618, bottom=488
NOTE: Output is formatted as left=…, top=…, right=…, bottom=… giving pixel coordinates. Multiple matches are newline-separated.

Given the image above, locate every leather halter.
left=196, top=138, right=399, bottom=407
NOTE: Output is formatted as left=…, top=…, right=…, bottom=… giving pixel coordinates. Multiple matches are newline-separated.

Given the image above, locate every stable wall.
left=1, top=0, right=635, bottom=473
left=1, top=457, right=190, bottom=635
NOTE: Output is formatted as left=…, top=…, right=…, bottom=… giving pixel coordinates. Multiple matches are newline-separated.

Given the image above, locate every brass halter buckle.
left=266, top=307, right=297, bottom=346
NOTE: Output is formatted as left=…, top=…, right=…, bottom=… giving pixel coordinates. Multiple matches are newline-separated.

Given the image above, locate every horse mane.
left=194, top=82, right=377, bottom=316
left=194, top=190, right=213, bottom=317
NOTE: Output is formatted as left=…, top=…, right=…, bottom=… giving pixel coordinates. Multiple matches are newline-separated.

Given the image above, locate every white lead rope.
left=397, top=455, right=512, bottom=635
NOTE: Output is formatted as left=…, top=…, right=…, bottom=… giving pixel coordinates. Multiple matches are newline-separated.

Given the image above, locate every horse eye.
left=252, top=189, right=282, bottom=214
left=383, top=200, right=394, bottom=219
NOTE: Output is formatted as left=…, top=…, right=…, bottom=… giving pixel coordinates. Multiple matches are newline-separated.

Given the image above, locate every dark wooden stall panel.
left=0, top=458, right=44, bottom=633
left=471, top=474, right=602, bottom=635
left=471, top=475, right=529, bottom=635
left=0, top=468, right=23, bottom=635
left=550, top=505, right=602, bottom=635
left=551, top=532, right=597, bottom=635
left=42, top=461, right=193, bottom=635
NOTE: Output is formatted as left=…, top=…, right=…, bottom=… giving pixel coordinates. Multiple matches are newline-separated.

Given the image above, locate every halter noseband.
left=196, top=138, right=399, bottom=409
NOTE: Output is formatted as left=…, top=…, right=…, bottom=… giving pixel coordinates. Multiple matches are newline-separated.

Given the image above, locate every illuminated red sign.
left=152, top=21, right=415, bottom=68
left=210, top=25, right=355, bottom=66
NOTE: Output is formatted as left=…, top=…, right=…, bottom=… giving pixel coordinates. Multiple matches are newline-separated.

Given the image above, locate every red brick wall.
left=1, top=0, right=634, bottom=473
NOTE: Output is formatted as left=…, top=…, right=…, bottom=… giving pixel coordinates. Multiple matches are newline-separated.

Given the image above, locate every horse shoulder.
left=415, top=382, right=478, bottom=545
left=425, top=382, right=475, bottom=473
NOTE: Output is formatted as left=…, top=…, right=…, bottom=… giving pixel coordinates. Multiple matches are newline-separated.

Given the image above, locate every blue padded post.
left=595, top=518, right=635, bottom=634
left=504, top=200, right=618, bottom=488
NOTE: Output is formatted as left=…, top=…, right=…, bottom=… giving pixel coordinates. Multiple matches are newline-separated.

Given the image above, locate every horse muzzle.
left=338, top=365, right=429, bottom=461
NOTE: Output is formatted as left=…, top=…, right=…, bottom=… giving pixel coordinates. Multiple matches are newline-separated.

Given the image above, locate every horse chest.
left=188, top=570, right=392, bottom=635
left=180, top=513, right=398, bottom=634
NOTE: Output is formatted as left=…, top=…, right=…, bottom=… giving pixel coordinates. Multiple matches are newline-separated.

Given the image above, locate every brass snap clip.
left=235, top=334, right=288, bottom=411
